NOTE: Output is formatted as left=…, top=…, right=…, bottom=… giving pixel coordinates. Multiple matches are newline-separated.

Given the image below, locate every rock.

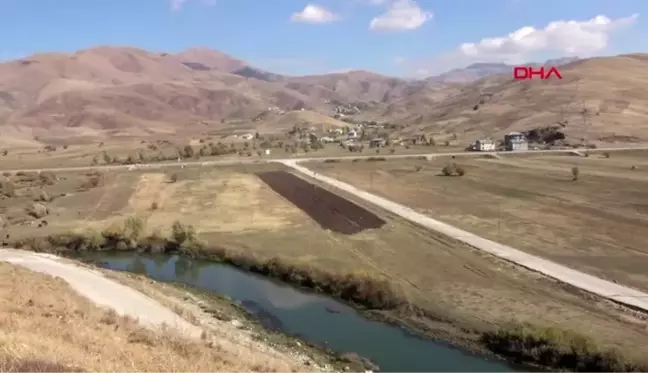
left=230, top=319, right=243, bottom=328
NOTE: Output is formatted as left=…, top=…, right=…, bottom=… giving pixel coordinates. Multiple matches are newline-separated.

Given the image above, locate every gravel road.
left=279, top=159, right=648, bottom=313
left=0, top=249, right=203, bottom=338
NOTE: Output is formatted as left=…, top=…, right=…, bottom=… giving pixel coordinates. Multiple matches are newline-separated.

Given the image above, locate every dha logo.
left=513, top=66, right=563, bottom=80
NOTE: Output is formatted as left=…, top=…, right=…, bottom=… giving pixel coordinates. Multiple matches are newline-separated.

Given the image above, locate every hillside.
left=1, top=46, right=648, bottom=145
left=383, top=54, right=648, bottom=144
left=0, top=46, right=404, bottom=142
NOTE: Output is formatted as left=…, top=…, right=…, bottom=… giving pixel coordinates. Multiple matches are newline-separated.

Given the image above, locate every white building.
left=241, top=133, right=254, bottom=140
left=474, top=139, right=496, bottom=152
left=347, top=130, right=358, bottom=139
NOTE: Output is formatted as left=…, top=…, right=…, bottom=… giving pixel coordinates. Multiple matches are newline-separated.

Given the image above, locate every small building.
left=347, top=130, right=359, bottom=139
left=369, top=138, right=387, bottom=148
left=320, top=136, right=335, bottom=143
left=504, top=132, right=528, bottom=151
left=241, top=133, right=254, bottom=140
left=473, top=139, right=496, bottom=152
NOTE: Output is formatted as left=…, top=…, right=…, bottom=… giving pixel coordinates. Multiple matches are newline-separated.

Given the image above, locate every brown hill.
left=382, top=54, right=648, bottom=144
left=0, top=46, right=408, bottom=142
left=1, top=46, right=648, bottom=145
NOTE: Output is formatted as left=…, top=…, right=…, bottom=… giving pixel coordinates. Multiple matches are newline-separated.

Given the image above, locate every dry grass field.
left=0, top=136, right=465, bottom=171
left=0, top=262, right=311, bottom=372
left=309, top=151, right=648, bottom=292
left=3, top=161, right=648, bottom=361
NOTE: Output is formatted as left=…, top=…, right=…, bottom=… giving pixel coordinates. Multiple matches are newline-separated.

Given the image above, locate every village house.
left=504, top=132, right=528, bottom=151
left=472, top=139, right=496, bottom=152
left=369, top=138, right=387, bottom=148
left=347, top=130, right=359, bottom=139
left=240, top=133, right=254, bottom=140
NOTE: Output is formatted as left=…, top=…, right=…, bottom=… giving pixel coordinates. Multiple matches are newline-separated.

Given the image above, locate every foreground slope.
left=0, top=256, right=315, bottom=372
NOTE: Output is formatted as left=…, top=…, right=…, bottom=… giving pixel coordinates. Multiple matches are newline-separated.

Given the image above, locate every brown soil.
left=256, top=171, right=386, bottom=234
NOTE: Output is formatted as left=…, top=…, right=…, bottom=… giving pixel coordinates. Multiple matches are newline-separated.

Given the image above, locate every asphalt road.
left=279, top=158, right=648, bottom=313
left=0, top=249, right=203, bottom=338
left=2, top=145, right=647, bottom=174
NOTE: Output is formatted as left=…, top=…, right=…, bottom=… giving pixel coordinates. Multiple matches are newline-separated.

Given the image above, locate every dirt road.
left=0, top=249, right=202, bottom=338
left=278, top=159, right=648, bottom=313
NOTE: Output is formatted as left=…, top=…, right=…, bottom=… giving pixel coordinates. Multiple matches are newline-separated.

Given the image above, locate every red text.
left=513, top=66, right=563, bottom=80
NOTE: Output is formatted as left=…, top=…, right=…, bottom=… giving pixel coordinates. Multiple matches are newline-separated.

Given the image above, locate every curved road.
left=0, top=249, right=203, bottom=338
left=278, top=159, right=648, bottom=313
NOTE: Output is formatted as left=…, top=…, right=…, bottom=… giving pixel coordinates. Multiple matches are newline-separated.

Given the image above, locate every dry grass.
left=310, top=153, right=648, bottom=292
left=0, top=262, right=308, bottom=372
left=6, top=161, right=648, bottom=366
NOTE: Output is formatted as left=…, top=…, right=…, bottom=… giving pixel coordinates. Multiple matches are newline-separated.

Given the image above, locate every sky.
left=0, top=0, right=646, bottom=77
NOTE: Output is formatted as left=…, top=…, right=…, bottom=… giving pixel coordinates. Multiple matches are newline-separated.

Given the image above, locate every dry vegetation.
left=0, top=263, right=312, bottom=372
left=3, top=161, right=648, bottom=370
left=4, top=46, right=648, bottom=150
left=310, top=151, right=648, bottom=291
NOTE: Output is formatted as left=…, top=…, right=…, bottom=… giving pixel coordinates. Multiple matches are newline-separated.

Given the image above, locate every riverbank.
left=86, top=260, right=360, bottom=372
left=0, top=260, right=323, bottom=372
left=12, top=225, right=648, bottom=372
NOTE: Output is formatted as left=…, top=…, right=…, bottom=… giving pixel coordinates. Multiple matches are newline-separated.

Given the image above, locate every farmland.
left=0, top=136, right=463, bottom=171
left=308, top=151, right=648, bottom=293
left=3, top=161, right=648, bottom=361
left=257, top=171, right=386, bottom=234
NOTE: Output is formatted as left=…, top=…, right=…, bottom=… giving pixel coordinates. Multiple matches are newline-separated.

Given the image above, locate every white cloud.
left=291, top=4, right=339, bottom=24
left=393, top=56, right=406, bottom=65
left=170, top=0, right=217, bottom=11
left=458, top=13, right=639, bottom=63
left=170, top=0, right=188, bottom=11
left=405, top=13, right=639, bottom=76
left=369, top=0, right=432, bottom=32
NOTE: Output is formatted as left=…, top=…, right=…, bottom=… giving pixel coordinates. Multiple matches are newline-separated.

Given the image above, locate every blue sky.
left=0, top=0, right=645, bottom=76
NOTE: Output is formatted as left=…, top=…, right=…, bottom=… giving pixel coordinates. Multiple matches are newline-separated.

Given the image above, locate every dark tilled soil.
left=256, top=171, right=386, bottom=234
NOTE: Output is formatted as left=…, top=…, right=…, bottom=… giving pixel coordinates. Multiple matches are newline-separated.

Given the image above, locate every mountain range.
left=0, top=46, right=646, bottom=146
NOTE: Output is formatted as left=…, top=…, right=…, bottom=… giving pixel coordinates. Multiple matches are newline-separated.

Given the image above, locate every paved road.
left=0, top=249, right=203, bottom=338
left=2, top=145, right=647, bottom=174
left=278, top=159, right=648, bottom=313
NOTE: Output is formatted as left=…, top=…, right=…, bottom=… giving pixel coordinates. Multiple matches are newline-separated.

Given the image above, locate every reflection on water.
left=94, top=253, right=514, bottom=372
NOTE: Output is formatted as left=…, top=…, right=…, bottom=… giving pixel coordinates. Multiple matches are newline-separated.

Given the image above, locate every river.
left=89, top=252, right=515, bottom=372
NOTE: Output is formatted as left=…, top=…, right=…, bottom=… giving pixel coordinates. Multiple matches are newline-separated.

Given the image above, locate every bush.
left=603, top=152, right=610, bottom=158
left=572, top=166, right=580, bottom=181
left=80, top=173, right=104, bottom=190
left=123, top=216, right=146, bottom=242
left=481, top=322, right=646, bottom=372
left=26, top=203, right=49, bottom=218
left=442, top=163, right=465, bottom=176
left=38, top=190, right=51, bottom=202
left=150, top=201, right=159, bottom=210
left=171, top=221, right=196, bottom=247
left=441, top=164, right=455, bottom=176
left=0, top=180, right=15, bottom=197
left=169, top=173, right=178, bottom=183
left=39, top=172, right=56, bottom=185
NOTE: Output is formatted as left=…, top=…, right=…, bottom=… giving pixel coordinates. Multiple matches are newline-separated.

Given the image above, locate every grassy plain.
left=2, top=160, right=648, bottom=364
left=309, top=151, right=648, bottom=292
left=0, top=262, right=314, bottom=372
left=0, top=137, right=464, bottom=170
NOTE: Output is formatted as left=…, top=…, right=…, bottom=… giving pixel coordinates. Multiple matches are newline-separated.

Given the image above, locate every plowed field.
left=256, top=171, right=386, bottom=234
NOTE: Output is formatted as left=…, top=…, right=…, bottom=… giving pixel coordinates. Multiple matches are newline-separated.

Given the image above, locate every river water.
left=89, top=253, right=514, bottom=372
